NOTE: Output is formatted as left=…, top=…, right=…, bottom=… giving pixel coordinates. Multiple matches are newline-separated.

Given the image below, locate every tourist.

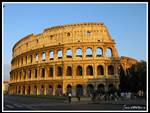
left=76, top=93, right=81, bottom=102
left=68, top=92, right=72, bottom=103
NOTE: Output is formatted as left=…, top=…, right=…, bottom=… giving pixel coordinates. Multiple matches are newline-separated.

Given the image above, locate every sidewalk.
left=64, top=97, right=146, bottom=106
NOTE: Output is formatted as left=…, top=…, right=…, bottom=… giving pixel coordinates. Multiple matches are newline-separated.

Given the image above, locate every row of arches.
left=12, top=83, right=116, bottom=96
left=10, top=65, right=115, bottom=81
left=12, top=47, right=114, bottom=68
left=44, top=47, right=113, bottom=60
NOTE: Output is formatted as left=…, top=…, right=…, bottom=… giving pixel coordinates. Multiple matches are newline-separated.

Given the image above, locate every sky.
left=3, top=2, right=147, bottom=81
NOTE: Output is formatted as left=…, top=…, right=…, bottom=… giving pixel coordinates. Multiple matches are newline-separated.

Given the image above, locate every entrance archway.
left=57, top=85, right=62, bottom=96
left=67, top=84, right=72, bottom=94
left=76, top=84, right=83, bottom=96
left=27, top=86, right=31, bottom=95
left=97, top=84, right=105, bottom=94
left=87, top=84, right=94, bottom=96
left=34, top=85, right=37, bottom=95
left=22, top=86, right=25, bottom=95
left=48, top=85, right=53, bottom=95
left=41, top=85, right=44, bottom=95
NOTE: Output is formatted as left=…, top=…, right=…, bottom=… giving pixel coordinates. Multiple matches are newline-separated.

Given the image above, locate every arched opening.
left=66, top=49, right=72, bottom=58
left=108, top=65, right=114, bottom=75
left=30, top=55, right=32, bottom=63
left=18, top=86, right=21, bottom=94
left=76, top=48, right=82, bottom=57
left=50, top=51, right=54, bottom=60
left=41, top=85, right=44, bottom=95
left=41, top=68, right=45, bottom=78
left=97, top=65, right=104, bottom=75
left=29, top=70, right=31, bottom=79
left=49, top=67, right=53, bottom=77
left=58, top=66, right=62, bottom=76
left=57, top=85, right=62, bottom=96
left=86, top=48, right=92, bottom=57
left=66, top=66, right=72, bottom=76
left=27, top=86, right=31, bottom=95
left=106, top=48, right=112, bottom=57
left=76, top=66, right=82, bottom=76
left=58, top=50, right=62, bottom=59
left=76, top=84, right=83, bottom=96
left=67, top=84, right=72, bottom=94
left=96, top=48, right=103, bottom=57
left=48, top=85, right=53, bottom=95
left=108, top=84, right=115, bottom=94
left=97, top=84, right=105, bottom=94
left=86, top=65, right=93, bottom=75
left=42, top=52, right=46, bottom=61
left=35, top=69, right=37, bottom=78
left=23, top=86, right=25, bottom=95
left=34, top=85, right=37, bottom=95
left=87, top=84, right=94, bottom=96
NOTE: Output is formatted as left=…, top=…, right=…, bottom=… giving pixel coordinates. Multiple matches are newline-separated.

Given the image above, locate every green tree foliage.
left=119, top=61, right=146, bottom=93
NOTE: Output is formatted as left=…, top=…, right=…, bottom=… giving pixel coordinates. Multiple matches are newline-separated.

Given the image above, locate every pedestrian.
left=68, top=92, right=72, bottom=103
left=76, top=93, right=81, bottom=102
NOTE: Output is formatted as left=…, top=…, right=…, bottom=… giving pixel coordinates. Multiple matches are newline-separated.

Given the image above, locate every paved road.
left=3, top=95, right=146, bottom=111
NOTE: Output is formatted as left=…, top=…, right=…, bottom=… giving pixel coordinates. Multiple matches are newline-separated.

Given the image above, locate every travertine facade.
left=9, top=22, right=138, bottom=96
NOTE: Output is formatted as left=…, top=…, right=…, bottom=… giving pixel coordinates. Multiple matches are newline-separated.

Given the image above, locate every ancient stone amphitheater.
left=9, top=22, right=138, bottom=96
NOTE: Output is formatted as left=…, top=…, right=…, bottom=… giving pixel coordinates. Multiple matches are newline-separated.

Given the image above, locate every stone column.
left=93, top=46, right=96, bottom=58
left=54, top=49, right=57, bottom=61
left=46, top=51, right=49, bottom=61
left=53, top=83, right=56, bottom=96
left=37, top=84, right=40, bottom=95
left=72, top=64, right=76, bottom=79
left=103, top=48, right=106, bottom=58
left=46, top=66, right=49, bottom=79
left=72, top=83, right=76, bottom=96
left=94, top=63, right=97, bottom=78
left=30, top=84, right=34, bottom=95
left=72, top=47, right=76, bottom=60
left=83, top=64, right=86, bottom=79
left=83, top=47, right=86, bottom=59
left=62, top=83, right=66, bottom=95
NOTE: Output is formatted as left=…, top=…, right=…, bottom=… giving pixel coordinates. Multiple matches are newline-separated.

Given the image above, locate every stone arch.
left=86, top=65, right=93, bottom=75
left=57, top=66, right=62, bottom=76
left=27, top=86, right=31, bottom=95
left=76, top=84, right=83, bottom=96
left=76, top=48, right=82, bottom=57
left=67, top=84, right=72, bottom=94
left=66, top=66, right=72, bottom=76
left=57, top=84, right=62, bottom=96
left=50, top=50, right=54, bottom=60
left=58, top=49, right=62, bottom=59
left=66, top=48, right=72, bottom=58
left=87, top=84, right=94, bottom=96
left=41, top=68, right=45, bottom=78
left=86, top=47, right=92, bottom=57
left=22, top=86, right=25, bottom=95
left=76, top=65, right=82, bottom=76
left=48, top=85, right=53, bottom=95
left=108, top=65, right=114, bottom=75
left=97, top=65, right=104, bottom=75
left=97, top=84, right=105, bottom=94
left=40, top=85, right=44, bottom=95
left=42, top=52, right=46, bottom=61
left=106, top=47, right=113, bottom=57
left=34, top=85, right=37, bottom=95
left=96, top=47, right=103, bottom=57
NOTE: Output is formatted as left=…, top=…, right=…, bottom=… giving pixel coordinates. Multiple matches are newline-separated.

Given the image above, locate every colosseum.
left=9, top=22, right=138, bottom=96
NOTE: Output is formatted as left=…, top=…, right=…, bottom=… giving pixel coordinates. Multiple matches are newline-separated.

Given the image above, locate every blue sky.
left=3, top=3, right=147, bottom=80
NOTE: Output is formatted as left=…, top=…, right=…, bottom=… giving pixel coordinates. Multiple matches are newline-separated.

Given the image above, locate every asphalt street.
left=3, top=95, right=146, bottom=111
